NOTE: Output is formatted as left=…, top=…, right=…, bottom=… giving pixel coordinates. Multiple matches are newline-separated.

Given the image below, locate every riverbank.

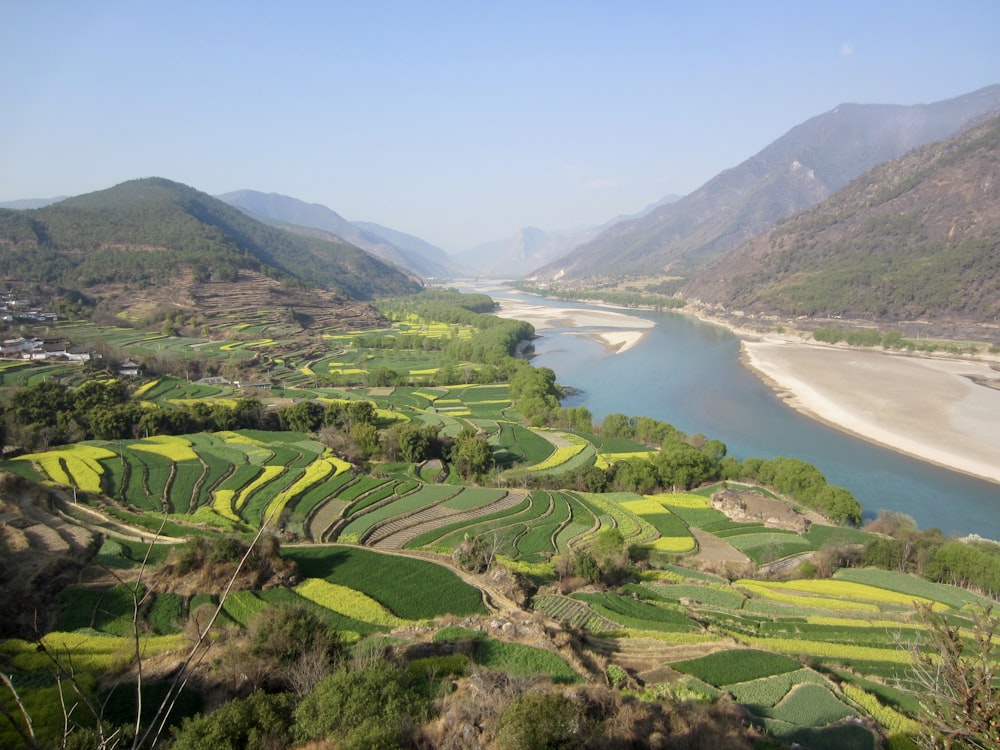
left=740, top=339, right=1000, bottom=485
left=491, top=285, right=1000, bottom=486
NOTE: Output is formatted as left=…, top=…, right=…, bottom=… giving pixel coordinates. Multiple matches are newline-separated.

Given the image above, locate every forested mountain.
left=218, top=190, right=455, bottom=279
left=683, top=114, right=1000, bottom=326
left=529, top=85, right=1000, bottom=281
left=0, top=178, right=422, bottom=301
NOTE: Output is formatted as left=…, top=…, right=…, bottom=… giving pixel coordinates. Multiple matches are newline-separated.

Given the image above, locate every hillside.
left=218, top=189, right=455, bottom=279
left=530, top=85, right=1000, bottom=281
left=0, top=178, right=423, bottom=304
left=683, top=114, right=1000, bottom=329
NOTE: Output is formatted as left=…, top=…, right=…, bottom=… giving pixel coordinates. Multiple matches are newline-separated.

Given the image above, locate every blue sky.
left=2, top=1, right=998, bottom=251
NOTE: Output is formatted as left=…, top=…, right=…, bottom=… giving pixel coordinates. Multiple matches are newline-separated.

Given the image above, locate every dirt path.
left=688, top=527, right=750, bottom=565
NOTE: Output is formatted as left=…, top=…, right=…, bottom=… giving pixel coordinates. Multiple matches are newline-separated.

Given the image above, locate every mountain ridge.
left=682, top=112, right=1000, bottom=330
left=218, top=190, right=454, bottom=279
left=0, top=177, right=422, bottom=314
left=529, top=85, right=1000, bottom=281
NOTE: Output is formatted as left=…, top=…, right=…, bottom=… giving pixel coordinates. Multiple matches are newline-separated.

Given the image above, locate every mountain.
left=218, top=190, right=454, bottom=279
left=457, top=195, right=683, bottom=278
left=352, top=221, right=458, bottom=278
left=530, top=85, right=1000, bottom=281
left=0, top=177, right=422, bottom=303
left=454, top=227, right=559, bottom=278
left=683, top=113, right=1000, bottom=328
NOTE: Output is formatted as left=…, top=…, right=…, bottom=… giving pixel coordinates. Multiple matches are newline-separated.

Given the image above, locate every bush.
left=248, top=603, right=342, bottom=689
left=495, top=691, right=595, bottom=750
left=170, top=690, right=295, bottom=750
left=294, top=660, right=425, bottom=748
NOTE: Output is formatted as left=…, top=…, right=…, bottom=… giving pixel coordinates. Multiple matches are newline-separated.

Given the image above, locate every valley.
left=2, top=288, right=999, bottom=749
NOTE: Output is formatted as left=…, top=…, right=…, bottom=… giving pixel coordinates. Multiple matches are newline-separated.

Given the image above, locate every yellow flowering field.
left=131, top=379, right=160, bottom=397
left=216, top=431, right=267, bottom=445
left=650, top=536, right=697, bottom=553
left=263, top=456, right=349, bottom=520
left=18, top=444, right=116, bottom=494
left=131, top=436, right=199, bottom=463
left=295, top=579, right=407, bottom=627
left=736, top=581, right=880, bottom=612
left=31, top=454, right=72, bottom=486
left=2, top=632, right=186, bottom=673
left=653, top=493, right=710, bottom=509
left=743, top=635, right=911, bottom=664
left=212, top=489, right=240, bottom=521
left=168, top=398, right=239, bottom=409
left=622, top=498, right=669, bottom=515
left=62, top=457, right=104, bottom=494
left=841, top=683, right=922, bottom=736
left=234, top=466, right=284, bottom=512
left=531, top=443, right=586, bottom=471
left=751, top=579, right=938, bottom=608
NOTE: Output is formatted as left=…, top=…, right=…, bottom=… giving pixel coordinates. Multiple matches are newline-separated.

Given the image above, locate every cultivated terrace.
left=1, top=288, right=998, bottom=750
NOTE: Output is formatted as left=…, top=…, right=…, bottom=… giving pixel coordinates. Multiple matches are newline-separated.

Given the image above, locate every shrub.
left=496, top=691, right=596, bottom=750
left=249, top=604, right=342, bottom=669
left=294, top=660, right=425, bottom=748
left=170, top=690, right=295, bottom=750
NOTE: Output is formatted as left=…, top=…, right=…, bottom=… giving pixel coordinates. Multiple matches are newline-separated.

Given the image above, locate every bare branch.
left=0, top=672, right=38, bottom=749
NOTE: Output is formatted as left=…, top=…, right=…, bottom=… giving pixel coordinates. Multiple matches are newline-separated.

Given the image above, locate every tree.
left=451, top=430, right=493, bottom=479
left=906, top=604, right=1000, bottom=749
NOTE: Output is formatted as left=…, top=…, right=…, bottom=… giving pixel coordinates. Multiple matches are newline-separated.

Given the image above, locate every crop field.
left=285, top=546, right=487, bottom=619
left=295, top=578, right=408, bottom=627
left=621, top=498, right=695, bottom=553
left=5, top=430, right=360, bottom=531
left=472, top=639, right=580, bottom=683
left=572, top=592, right=702, bottom=633
left=4, top=332, right=990, bottom=750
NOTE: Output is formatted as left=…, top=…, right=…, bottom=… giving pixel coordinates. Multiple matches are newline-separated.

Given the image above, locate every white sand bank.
left=494, top=299, right=653, bottom=355
left=743, top=341, right=1000, bottom=484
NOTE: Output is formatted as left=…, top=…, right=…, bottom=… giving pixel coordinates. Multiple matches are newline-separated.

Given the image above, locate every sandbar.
left=742, top=340, right=1000, bottom=484
left=493, top=298, right=653, bottom=355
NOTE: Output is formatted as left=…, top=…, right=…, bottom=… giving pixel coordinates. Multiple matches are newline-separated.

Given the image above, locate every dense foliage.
left=0, top=177, right=421, bottom=300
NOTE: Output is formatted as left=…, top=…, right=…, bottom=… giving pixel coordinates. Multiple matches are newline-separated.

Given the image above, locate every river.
left=470, top=284, right=1000, bottom=539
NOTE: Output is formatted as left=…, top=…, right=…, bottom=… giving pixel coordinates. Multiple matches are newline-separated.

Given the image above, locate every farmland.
left=2, top=292, right=995, bottom=749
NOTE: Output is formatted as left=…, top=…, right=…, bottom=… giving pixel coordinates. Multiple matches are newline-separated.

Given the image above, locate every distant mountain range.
left=530, top=85, right=1000, bottom=281
left=0, top=178, right=422, bottom=310
left=217, top=190, right=455, bottom=279
left=682, top=112, right=1000, bottom=327
left=454, top=196, right=681, bottom=278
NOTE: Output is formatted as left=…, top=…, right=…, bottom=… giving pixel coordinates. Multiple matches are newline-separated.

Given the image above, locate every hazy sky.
left=2, top=1, right=998, bottom=251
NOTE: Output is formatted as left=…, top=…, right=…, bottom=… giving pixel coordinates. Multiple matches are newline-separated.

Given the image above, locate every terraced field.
left=4, top=366, right=983, bottom=749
